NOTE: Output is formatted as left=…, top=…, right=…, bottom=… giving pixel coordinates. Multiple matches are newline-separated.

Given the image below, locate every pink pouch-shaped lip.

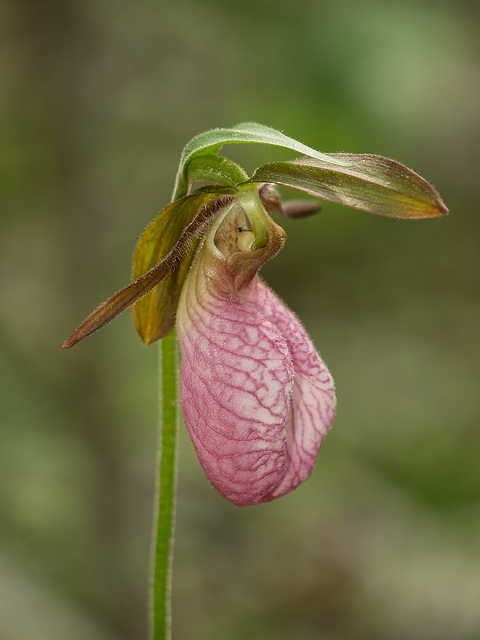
left=177, top=198, right=335, bottom=506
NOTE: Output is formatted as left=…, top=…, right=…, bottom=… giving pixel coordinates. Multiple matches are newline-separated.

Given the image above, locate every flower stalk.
left=150, top=330, right=178, bottom=640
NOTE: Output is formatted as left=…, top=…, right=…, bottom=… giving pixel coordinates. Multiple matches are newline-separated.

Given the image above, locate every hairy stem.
left=150, top=329, right=178, bottom=640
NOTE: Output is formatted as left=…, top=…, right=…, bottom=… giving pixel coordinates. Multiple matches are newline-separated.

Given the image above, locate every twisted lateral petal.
left=177, top=195, right=335, bottom=505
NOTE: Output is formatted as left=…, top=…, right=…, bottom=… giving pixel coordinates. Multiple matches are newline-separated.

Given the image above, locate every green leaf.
left=173, top=122, right=351, bottom=200
left=248, top=154, right=448, bottom=219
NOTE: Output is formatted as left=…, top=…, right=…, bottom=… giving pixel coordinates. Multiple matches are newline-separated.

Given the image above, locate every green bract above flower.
left=61, top=122, right=447, bottom=349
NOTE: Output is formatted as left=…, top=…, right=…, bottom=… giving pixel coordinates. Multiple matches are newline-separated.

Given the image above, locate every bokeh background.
left=1, top=0, right=479, bottom=638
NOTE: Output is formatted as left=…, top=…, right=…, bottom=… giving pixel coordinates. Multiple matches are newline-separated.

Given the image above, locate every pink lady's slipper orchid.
left=62, top=123, right=448, bottom=506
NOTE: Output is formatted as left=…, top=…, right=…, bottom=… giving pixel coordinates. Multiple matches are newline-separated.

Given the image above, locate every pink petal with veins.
left=178, top=262, right=294, bottom=506
left=245, top=280, right=336, bottom=501
left=176, top=196, right=335, bottom=506
left=178, top=273, right=335, bottom=505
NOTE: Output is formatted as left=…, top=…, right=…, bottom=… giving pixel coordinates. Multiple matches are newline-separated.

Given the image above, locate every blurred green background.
left=1, top=0, right=479, bottom=638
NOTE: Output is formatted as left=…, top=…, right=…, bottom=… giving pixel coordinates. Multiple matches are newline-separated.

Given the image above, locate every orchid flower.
left=62, top=123, right=447, bottom=506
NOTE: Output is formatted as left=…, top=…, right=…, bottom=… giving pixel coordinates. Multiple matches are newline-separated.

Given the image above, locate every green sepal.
left=173, top=122, right=351, bottom=200
left=184, top=154, right=249, bottom=189
left=133, top=191, right=234, bottom=345
left=248, top=154, right=448, bottom=219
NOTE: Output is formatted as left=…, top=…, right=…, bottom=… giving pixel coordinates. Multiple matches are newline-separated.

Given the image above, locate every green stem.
left=150, top=329, right=179, bottom=640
